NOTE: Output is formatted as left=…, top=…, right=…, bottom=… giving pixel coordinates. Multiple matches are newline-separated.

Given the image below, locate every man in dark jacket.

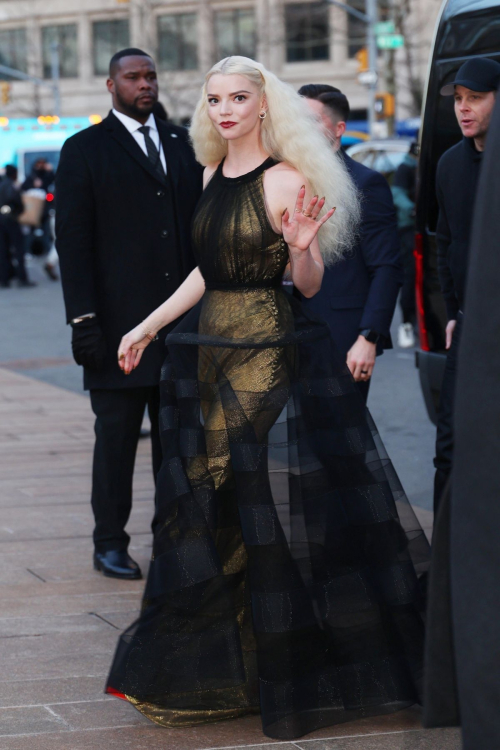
left=433, top=57, right=500, bottom=512
left=56, top=49, right=202, bottom=579
left=299, top=84, right=402, bottom=402
left=22, top=158, right=55, bottom=193
left=0, top=165, right=34, bottom=288
left=22, top=158, right=57, bottom=280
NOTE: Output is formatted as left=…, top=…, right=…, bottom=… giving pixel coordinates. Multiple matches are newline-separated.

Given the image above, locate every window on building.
left=0, top=28, right=28, bottom=73
left=285, top=3, right=329, bottom=62
left=158, top=14, right=198, bottom=71
left=214, top=9, right=256, bottom=60
left=42, top=25, right=78, bottom=79
left=93, top=19, right=130, bottom=76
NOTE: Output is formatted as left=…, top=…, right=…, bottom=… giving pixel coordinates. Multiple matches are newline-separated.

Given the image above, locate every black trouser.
left=90, top=386, right=162, bottom=553
left=0, top=217, right=27, bottom=285
left=399, top=227, right=416, bottom=325
left=433, top=313, right=463, bottom=515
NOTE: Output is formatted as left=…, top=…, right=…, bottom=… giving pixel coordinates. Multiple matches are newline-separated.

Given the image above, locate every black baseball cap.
left=441, top=57, right=500, bottom=96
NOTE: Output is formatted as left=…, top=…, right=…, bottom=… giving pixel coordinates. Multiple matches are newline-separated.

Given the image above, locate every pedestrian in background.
left=22, top=157, right=58, bottom=281
left=299, top=84, right=402, bottom=402
left=392, top=141, right=418, bottom=348
left=0, top=164, right=35, bottom=289
left=56, top=48, right=202, bottom=580
left=433, top=57, right=500, bottom=514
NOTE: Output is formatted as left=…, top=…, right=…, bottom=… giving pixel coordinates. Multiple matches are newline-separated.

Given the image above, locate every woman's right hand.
left=118, top=324, right=154, bottom=375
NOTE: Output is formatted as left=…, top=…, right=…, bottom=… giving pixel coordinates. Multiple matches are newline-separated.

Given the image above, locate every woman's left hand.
left=282, top=186, right=336, bottom=252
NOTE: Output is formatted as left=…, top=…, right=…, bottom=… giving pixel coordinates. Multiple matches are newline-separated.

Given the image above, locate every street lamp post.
left=50, top=43, right=61, bottom=118
left=365, top=0, right=379, bottom=136
left=326, top=0, right=379, bottom=136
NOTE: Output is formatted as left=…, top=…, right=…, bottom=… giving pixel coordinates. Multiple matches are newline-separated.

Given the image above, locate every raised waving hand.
left=282, top=186, right=336, bottom=252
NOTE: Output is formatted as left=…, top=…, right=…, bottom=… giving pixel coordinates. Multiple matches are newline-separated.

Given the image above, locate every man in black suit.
left=298, top=85, right=402, bottom=401
left=56, top=49, right=202, bottom=579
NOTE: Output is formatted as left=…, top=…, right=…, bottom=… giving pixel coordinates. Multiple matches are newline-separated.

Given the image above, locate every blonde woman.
left=106, top=57, right=429, bottom=740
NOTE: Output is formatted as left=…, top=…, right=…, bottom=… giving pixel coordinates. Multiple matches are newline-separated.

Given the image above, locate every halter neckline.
left=217, top=156, right=277, bottom=184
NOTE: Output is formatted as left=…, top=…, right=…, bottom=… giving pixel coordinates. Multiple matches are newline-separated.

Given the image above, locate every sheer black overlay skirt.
left=106, top=287, right=429, bottom=740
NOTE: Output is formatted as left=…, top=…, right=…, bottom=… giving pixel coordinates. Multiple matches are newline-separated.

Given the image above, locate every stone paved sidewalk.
left=0, top=367, right=461, bottom=750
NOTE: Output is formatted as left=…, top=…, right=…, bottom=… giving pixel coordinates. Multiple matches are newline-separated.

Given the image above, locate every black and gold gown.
left=106, top=157, right=430, bottom=740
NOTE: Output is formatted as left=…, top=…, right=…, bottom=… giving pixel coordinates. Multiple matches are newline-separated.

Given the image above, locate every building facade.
left=0, top=0, right=441, bottom=122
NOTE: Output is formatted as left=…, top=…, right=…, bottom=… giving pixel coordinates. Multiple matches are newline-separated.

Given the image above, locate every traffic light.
left=355, top=48, right=369, bottom=73
left=374, top=92, right=395, bottom=119
left=0, top=82, right=11, bottom=106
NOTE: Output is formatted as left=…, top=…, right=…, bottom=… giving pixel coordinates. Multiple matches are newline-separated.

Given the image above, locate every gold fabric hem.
left=126, top=693, right=260, bottom=728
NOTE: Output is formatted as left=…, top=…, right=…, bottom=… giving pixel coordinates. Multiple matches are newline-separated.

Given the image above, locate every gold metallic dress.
left=106, top=157, right=430, bottom=740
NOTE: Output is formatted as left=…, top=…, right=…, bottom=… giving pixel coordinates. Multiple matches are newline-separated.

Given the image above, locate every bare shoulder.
left=203, top=163, right=219, bottom=189
left=264, top=162, right=308, bottom=215
left=265, top=162, right=304, bottom=191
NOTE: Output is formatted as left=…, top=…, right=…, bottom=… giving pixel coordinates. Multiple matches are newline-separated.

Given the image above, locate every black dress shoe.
left=93, top=550, right=142, bottom=580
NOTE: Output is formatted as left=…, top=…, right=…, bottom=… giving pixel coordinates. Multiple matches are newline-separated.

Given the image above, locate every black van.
left=415, top=0, right=500, bottom=423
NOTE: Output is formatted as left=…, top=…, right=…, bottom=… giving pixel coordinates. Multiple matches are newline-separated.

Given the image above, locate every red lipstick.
left=220, top=121, right=237, bottom=129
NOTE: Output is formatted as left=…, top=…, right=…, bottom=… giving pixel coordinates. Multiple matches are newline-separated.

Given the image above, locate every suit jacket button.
left=157, top=190, right=165, bottom=197
left=165, top=272, right=170, bottom=280
left=161, top=229, right=169, bottom=238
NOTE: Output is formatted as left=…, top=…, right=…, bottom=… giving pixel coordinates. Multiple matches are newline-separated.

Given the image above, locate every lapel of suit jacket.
left=157, top=119, right=182, bottom=190
left=103, top=111, right=168, bottom=186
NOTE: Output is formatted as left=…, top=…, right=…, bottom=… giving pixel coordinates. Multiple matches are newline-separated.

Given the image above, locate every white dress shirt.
left=112, top=109, right=167, bottom=174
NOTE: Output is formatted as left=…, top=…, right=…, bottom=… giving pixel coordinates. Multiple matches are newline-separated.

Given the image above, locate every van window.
left=438, top=10, right=500, bottom=57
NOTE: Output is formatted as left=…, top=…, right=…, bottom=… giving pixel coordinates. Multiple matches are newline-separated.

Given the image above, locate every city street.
left=0, top=266, right=457, bottom=749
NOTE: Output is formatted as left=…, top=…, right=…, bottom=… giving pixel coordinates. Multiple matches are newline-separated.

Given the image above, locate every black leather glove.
left=71, top=318, right=107, bottom=370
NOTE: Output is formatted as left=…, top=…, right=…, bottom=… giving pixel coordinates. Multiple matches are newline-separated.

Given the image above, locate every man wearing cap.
left=433, top=57, right=500, bottom=512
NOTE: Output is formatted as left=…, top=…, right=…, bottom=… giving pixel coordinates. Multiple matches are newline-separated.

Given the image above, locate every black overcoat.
left=56, top=111, right=203, bottom=390
left=424, top=94, right=500, bottom=748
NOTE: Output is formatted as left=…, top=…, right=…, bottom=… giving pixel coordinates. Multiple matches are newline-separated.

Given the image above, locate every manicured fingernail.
left=301, top=185, right=305, bottom=190
left=313, top=195, right=318, bottom=201
left=321, top=196, right=325, bottom=202
left=332, top=207, right=337, bottom=212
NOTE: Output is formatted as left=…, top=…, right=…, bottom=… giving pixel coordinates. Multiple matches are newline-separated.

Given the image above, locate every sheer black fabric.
left=106, top=158, right=430, bottom=740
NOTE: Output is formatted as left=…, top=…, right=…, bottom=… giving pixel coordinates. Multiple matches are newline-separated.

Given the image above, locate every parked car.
left=415, top=0, right=500, bottom=424
left=346, top=137, right=413, bottom=183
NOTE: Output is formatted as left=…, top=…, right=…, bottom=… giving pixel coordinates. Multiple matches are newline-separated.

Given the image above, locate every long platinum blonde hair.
left=189, top=56, right=360, bottom=264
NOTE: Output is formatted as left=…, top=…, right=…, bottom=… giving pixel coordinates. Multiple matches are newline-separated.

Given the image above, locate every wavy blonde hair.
left=189, top=56, right=360, bottom=263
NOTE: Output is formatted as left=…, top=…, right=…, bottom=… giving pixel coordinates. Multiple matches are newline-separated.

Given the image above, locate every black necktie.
left=138, top=125, right=166, bottom=180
